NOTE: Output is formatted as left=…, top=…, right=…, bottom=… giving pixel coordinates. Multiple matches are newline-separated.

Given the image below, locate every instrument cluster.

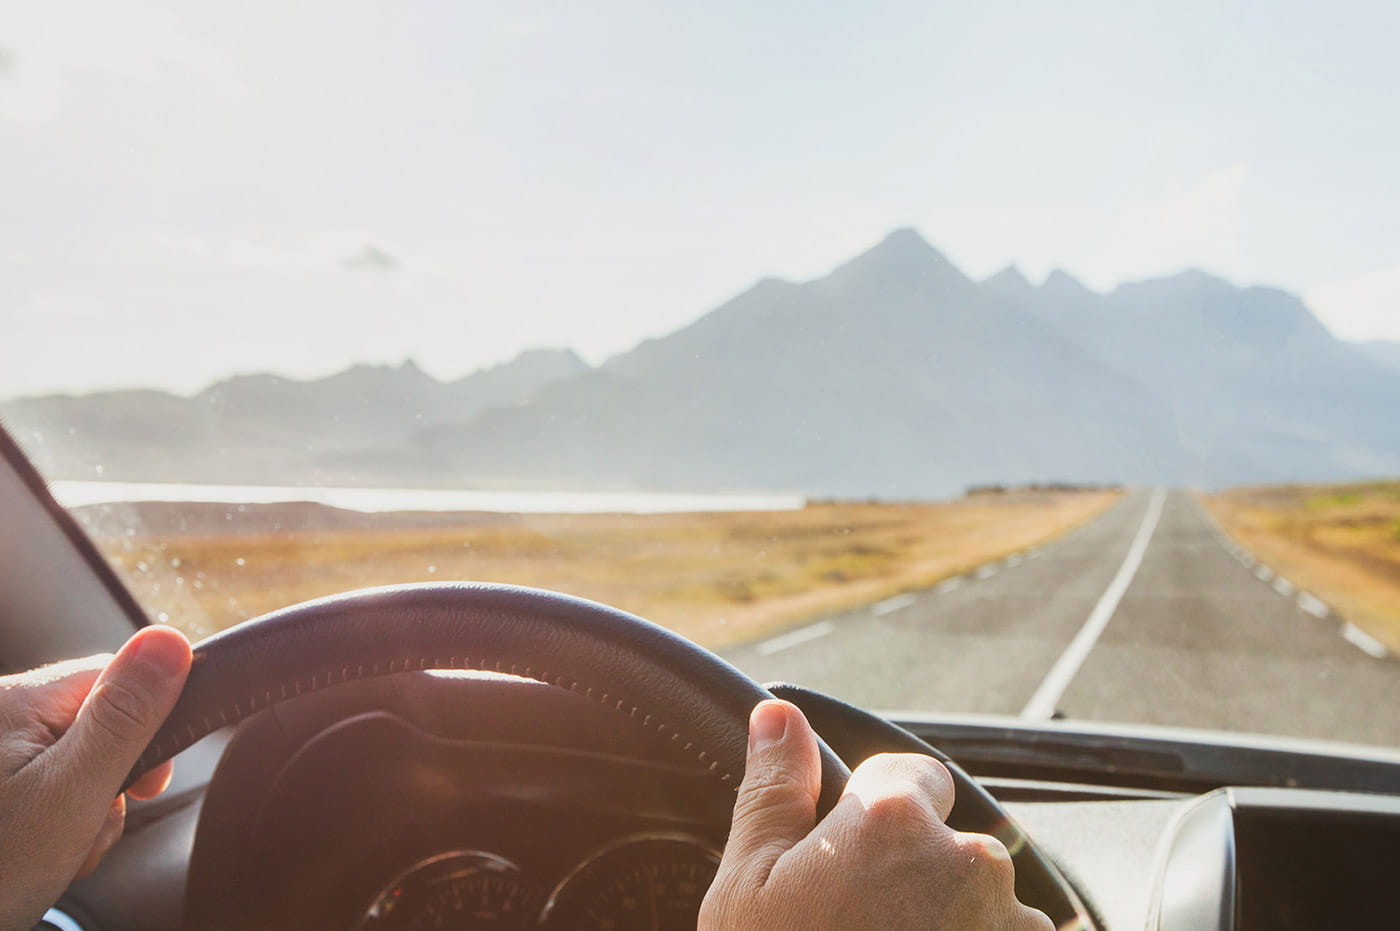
left=356, top=833, right=720, bottom=930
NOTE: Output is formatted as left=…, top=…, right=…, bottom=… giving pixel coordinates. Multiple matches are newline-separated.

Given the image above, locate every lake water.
left=48, top=480, right=806, bottom=515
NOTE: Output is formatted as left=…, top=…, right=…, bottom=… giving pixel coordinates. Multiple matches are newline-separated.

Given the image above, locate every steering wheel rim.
left=157, top=581, right=1095, bottom=930
left=128, top=581, right=851, bottom=812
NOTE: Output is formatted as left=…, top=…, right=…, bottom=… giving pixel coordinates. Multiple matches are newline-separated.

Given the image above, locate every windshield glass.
left=4, top=1, right=1399, bottom=751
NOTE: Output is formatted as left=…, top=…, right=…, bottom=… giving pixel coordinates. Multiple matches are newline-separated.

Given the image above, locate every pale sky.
left=3, top=0, right=1399, bottom=398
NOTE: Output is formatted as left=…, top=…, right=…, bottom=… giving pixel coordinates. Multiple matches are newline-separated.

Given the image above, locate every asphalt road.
left=725, top=488, right=1400, bottom=748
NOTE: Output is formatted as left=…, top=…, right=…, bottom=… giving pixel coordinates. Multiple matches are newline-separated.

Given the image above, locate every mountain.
left=980, top=265, right=1036, bottom=302
left=4, top=230, right=1397, bottom=495
left=396, top=230, right=1196, bottom=495
left=1004, top=270, right=1400, bottom=483
left=1356, top=340, right=1400, bottom=374
left=1, top=349, right=588, bottom=484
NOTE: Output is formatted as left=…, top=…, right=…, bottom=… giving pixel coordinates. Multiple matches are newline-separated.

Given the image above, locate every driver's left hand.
left=0, top=626, right=191, bottom=931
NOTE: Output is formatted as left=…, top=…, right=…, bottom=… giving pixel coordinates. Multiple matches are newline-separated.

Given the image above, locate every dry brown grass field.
left=1205, top=481, right=1400, bottom=654
left=83, top=490, right=1119, bottom=649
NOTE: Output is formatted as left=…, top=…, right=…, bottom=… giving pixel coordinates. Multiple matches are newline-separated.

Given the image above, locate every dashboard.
left=53, top=671, right=1400, bottom=931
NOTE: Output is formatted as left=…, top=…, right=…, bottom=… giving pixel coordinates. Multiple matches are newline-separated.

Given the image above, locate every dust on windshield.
left=2, top=1, right=1399, bottom=749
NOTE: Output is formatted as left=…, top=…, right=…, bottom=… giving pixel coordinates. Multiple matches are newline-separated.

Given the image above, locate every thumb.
left=719, top=699, right=822, bottom=886
left=56, top=625, right=191, bottom=798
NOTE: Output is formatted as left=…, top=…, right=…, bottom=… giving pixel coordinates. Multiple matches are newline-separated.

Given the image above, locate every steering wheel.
left=129, top=582, right=1095, bottom=929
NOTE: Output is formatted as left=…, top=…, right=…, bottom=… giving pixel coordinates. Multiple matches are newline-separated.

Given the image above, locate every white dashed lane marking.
left=871, top=593, right=917, bottom=616
left=935, top=577, right=964, bottom=594
left=1219, top=544, right=1385, bottom=659
left=755, top=620, right=835, bottom=656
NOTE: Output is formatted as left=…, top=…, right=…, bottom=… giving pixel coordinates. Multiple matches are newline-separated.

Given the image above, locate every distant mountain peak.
left=823, top=227, right=968, bottom=291
left=1110, top=267, right=1236, bottom=300
left=883, top=226, right=931, bottom=247
left=340, top=357, right=436, bottom=380
left=983, top=264, right=1034, bottom=295
left=1042, top=268, right=1097, bottom=297
left=507, top=347, right=587, bottom=367
left=327, top=358, right=441, bottom=391
left=1162, top=268, right=1232, bottom=290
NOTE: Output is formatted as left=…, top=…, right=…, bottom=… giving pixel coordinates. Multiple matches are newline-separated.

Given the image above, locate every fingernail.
left=750, top=700, right=789, bottom=752
left=131, top=627, right=190, bottom=680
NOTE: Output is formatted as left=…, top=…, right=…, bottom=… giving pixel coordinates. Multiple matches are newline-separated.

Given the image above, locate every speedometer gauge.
left=358, top=850, right=541, bottom=930
left=542, top=834, right=721, bottom=930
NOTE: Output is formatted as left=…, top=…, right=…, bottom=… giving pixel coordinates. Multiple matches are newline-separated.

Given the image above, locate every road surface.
left=725, top=488, right=1400, bottom=748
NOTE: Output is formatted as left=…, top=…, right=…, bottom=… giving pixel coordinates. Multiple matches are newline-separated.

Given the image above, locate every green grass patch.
left=1306, top=491, right=1362, bottom=509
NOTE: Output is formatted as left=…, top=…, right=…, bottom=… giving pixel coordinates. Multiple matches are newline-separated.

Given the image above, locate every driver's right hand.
left=701, top=699, right=1054, bottom=930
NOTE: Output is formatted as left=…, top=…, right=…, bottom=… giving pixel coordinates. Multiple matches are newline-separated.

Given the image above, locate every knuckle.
left=859, top=751, right=914, bottom=776
left=856, top=753, right=954, bottom=807
left=743, top=761, right=805, bottom=795
left=861, top=781, right=934, bottom=832
left=88, top=680, right=153, bottom=744
left=737, top=764, right=806, bottom=809
left=904, top=754, right=954, bottom=798
left=952, top=831, right=1017, bottom=888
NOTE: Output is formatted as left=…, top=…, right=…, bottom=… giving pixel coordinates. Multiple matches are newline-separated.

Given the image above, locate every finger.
left=718, top=699, right=822, bottom=886
left=75, top=795, right=126, bottom=879
left=126, top=759, right=174, bottom=800
left=1, top=661, right=107, bottom=778
left=12, top=653, right=111, bottom=690
left=0, top=655, right=110, bottom=744
left=841, top=752, right=956, bottom=824
left=55, top=626, right=191, bottom=799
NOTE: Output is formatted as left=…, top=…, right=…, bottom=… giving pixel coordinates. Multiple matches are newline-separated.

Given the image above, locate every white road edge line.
left=975, top=565, right=999, bottom=580
left=871, top=593, right=918, bottom=616
left=935, top=577, right=964, bottom=594
left=755, top=620, right=835, bottom=656
left=1340, top=623, right=1390, bottom=660
left=1020, top=487, right=1167, bottom=720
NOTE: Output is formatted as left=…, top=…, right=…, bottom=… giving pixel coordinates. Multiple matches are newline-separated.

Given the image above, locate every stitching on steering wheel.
left=134, top=655, right=741, bottom=791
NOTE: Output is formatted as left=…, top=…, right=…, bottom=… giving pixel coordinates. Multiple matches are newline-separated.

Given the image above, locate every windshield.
left=4, top=1, right=1399, bottom=752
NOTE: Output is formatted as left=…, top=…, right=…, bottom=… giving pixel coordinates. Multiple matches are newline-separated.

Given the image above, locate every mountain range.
left=4, top=229, right=1398, bottom=497
left=1358, top=340, right=1400, bottom=374
left=1, top=349, right=587, bottom=486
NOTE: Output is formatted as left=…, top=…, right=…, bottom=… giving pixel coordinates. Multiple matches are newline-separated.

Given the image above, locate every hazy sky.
left=3, top=0, right=1399, bottom=397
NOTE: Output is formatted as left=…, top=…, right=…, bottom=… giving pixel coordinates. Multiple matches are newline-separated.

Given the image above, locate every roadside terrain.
left=1205, top=481, right=1400, bottom=654
left=728, top=488, right=1400, bottom=748
left=79, top=489, right=1117, bottom=646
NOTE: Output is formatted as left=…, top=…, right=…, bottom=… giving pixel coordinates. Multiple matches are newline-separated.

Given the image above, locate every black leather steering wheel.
left=127, top=582, right=851, bottom=811
left=135, top=581, right=1096, bottom=929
